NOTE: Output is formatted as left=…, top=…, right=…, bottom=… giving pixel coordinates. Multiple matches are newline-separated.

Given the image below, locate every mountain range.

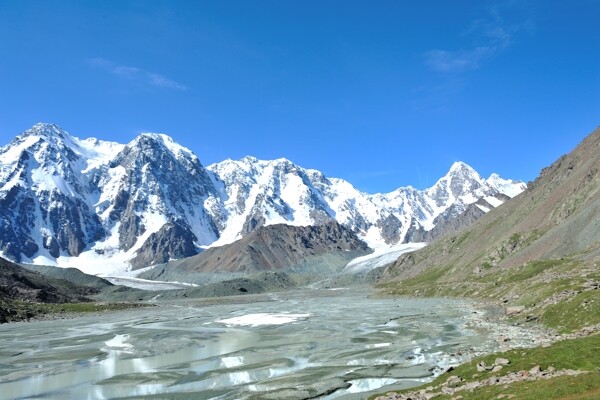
left=0, top=123, right=525, bottom=274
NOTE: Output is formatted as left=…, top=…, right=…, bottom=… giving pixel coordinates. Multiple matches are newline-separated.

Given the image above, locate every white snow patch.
left=31, top=167, right=76, bottom=196
left=103, top=334, right=134, bottom=352
left=476, top=204, right=490, bottom=213
left=221, top=356, right=245, bottom=368
left=365, top=343, right=392, bottom=349
left=104, top=276, right=199, bottom=291
left=76, top=137, right=124, bottom=173
left=216, top=313, right=310, bottom=327
left=41, top=250, right=131, bottom=276
left=459, top=192, right=478, bottom=204
left=486, top=173, right=527, bottom=198
left=343, top=243, right=427, bottom=274
left=484, top=196, right=503, bottom=208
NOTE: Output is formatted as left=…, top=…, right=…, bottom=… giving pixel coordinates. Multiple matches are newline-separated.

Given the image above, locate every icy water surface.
left=0, top=289, right=534, bottom=399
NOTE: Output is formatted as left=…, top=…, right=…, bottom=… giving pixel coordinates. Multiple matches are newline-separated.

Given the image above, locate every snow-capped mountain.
left=0, top=123, right=526, bottom=273
left=208, top=157, right=525, bottom=247
left=0, top=124, right=225, bottom=273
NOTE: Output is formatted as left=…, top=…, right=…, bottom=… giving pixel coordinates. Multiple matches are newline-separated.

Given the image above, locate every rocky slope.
left=141, top=221, right=371, bottom=283
left=377, top=126, right=600, bottom=337
left=0, top=256, right=105, bottom=322
left=0, top=256, right=99, bottom=304
left=0, top=123, right=525, bottom=273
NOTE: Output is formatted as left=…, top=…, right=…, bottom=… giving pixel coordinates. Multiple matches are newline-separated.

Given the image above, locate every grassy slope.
left=373, top=253, right=600, bottom=399
left=378, top=256, right=600, bottom=333
left=370, top=335, right=600, bottom=400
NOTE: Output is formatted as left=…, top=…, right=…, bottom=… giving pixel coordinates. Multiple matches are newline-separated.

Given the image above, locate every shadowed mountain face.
left=146, top=221, right=371, bottom=277
left=381, top=126, right=600, bottom=283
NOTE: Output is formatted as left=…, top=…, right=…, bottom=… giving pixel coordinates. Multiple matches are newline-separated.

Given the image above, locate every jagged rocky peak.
left=486, top=173, right=527, bottom=197
left=110, top=132, right=216, bottom=196
left=0, top=123, right=109, bottom=262
left=104, top=131, right=222, bottom=253
left=446, top=161, right=483, bottom=184
left=427, top=161, right=484, bottom=203
left=119, top=133, right=198, bottom=164
left=22, top=122, right=69, bottom=140
left=4, top=123, right=75, bottom=163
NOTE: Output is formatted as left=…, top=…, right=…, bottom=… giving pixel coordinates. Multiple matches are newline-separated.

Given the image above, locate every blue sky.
left=0, top=1, right=599, bottom=193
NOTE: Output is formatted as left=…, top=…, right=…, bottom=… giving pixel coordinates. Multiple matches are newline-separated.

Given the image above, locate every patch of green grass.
left=371, top=335, right=600, bottom=400
left=480, top=261, right=493, bottom=270
left=0, top=300, right=150, bottom=323
left=380, top=256, right=600, bottom=333
left=435, top=372, right=600, bottom=400
left=378, top=265, right=451, bottom=297
left=503, top=259, right=568, bottom=284
left=542, top=290, right=600, bottom=333
left=451, top=231, right=472, bottom=249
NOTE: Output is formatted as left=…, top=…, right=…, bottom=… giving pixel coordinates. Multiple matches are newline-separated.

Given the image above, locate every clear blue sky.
left=1, top=1, right=599, bottom=193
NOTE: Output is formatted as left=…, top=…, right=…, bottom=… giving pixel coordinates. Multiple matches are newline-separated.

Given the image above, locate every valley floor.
left=0, top=288, right=552, bottom=400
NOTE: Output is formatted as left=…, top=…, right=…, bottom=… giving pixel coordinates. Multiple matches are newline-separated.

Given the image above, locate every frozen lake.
left=0, top=289, right=536, bottom=399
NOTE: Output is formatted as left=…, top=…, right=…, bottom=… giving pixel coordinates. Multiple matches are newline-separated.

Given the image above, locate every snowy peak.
left=0, top=124, right=86, bottom=196
left=0, top=123, right=527, bottom=274
left=208, top=155, right=524, bottom=250
left=486, top=173, right=527, bottom=198
left=21, top=123, right=70, bottom=141
left=132, top=133, right=198, bottom=162
left=446, top=161, right=484, bottom=189
left=427, top=161, right=485, bottom=205
left=207, top=156, right=334, bottom=246
left=0, top=124, right=225, bottom=272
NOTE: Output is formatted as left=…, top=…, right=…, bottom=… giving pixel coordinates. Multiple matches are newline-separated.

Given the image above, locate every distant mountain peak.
left=446, top=161, right=481, bottom=179
left=242, top=155, right=259, bottom=163
left=29, top=122, right=66, bottom=135
left=127, top=132, right=196, bottom=161
left=449, top=160, right=472, bottom=171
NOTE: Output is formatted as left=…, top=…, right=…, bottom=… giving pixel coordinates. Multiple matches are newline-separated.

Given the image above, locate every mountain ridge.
left=0, top=123, right=526, bottom=273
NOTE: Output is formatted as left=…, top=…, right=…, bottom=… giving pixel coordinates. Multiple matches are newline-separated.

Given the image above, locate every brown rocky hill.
left=142, top=221, right=371, bottom=282
left=0, top=257, right=103, bottom=304
left=0, top=256, right=109, bottom=322
left=380, top=125, right=600, bottom=284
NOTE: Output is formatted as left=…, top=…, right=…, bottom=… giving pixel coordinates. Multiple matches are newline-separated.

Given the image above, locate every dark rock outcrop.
left=130, top=221, right=199, bottom=269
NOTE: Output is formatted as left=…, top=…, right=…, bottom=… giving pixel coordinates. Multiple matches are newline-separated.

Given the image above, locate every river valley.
left=0, top=289, right=542, bottom=399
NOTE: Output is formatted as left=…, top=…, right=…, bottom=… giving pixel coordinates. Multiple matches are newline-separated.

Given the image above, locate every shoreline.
left=371, top=297, right=600, bottom=400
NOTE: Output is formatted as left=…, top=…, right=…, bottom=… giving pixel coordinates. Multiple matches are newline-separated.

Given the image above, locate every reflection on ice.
left=221, top=356, right=244, bottom=368
left=0, top=289, right=530, bottom=400
left=103, top=334, right=134, bottom=352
